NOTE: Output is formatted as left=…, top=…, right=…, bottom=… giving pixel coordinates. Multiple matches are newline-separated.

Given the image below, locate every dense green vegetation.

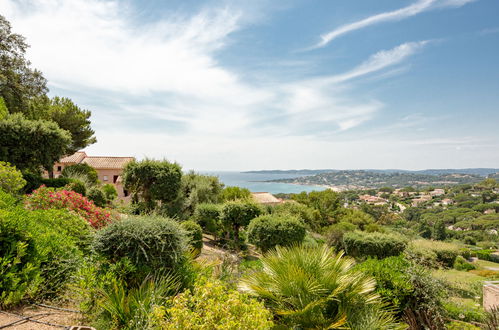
left=1, top=13, right=499, bottom=330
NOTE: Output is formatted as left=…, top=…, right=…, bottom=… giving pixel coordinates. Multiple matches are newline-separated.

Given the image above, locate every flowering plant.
left=25, top=185, right=111, bottom=228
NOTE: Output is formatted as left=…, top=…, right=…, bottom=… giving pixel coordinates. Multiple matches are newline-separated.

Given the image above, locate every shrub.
left=102, top=184, right=118, bottom=202
left=0, top=189, right=18, bottom=209
left=454, top=256, right=476, bottom=271
left=343, top=231, right=408, bottom=259
left=25, top=186, right=111, bottom=228
left=340, top=209, right=375, bottom=230
left=404, top=244, right=439, bottom=268
left=123, top=159, right=182, bottom=211
left=96, top=274, right=181, bottom=330
left=464, top=236, right=477, bottom=245
left=475, top=249, right=499, bottom=262
left=272, top=201, right=320, bottom=230
left=42, top=177, right=73, bottom=189
left=181, top=221, right=203, bottom=251
left=324, top=221, right=357, bottom=249
left=220, top=201, right=261, bottom=249
left=153, top=278, right=274, bottom=329
left=220, top=186, right=251, bottom=201
left=65, top=179, right=87, bottom=196
left=87, top=187, right=107, bottom=207
left=408, top=240, right=460, bottom=268
left=459, top=248, right=472, bottom=260
left=241, top=245, right=403, bottom=329
left=61, top=163, right=99, bottom=185
left=247, top=214, right=306, bottom=252
left=354, top=256, right=413, bottom=313
left=93, top=215, right=188, bottom=278
left=0, top=161, right=26, bottom=194
left=0, top=203, right=90, bottom=307
left=194, top=203, right=221, bottom=233
left=443, top=299, right=485, bottom=323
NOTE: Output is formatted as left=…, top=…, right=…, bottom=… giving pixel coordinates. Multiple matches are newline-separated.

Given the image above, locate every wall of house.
left=483, top=281, right=499, bottom=311
left=94, top=168, right=127, bottom=198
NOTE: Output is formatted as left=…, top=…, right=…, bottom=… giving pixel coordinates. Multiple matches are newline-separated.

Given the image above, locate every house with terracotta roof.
left=48, top=151, right=135, bottom=198
left=251, top=192, right=283, bottom=206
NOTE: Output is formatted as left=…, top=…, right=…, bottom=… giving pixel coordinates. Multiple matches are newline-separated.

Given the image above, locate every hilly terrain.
left=264, top=169, right=498, bottom=189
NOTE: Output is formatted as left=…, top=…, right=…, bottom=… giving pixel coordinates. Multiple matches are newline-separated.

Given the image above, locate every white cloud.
left=0, top=0, right=440, bottom=169
left=314, top=0, right=476, bottom=48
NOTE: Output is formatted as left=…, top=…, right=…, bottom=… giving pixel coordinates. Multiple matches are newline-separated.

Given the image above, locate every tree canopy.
left=0, top=15, right=47, bottom=113
left=123, top=159, right=183, bottom=210
left=0, top=113, right=71, bottom=171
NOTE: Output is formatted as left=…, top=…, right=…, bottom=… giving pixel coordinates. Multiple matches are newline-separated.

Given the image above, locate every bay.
left=201, top=171, right=325, bottom=194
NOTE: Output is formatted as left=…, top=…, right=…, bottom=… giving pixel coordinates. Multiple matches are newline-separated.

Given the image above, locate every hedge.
left=343, top=231, right=407, bottom=259
left=247, top=214, right=306, bottom=252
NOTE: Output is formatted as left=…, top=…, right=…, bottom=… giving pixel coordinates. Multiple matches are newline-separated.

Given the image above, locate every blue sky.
left=2, top=0, right=499, bottom=170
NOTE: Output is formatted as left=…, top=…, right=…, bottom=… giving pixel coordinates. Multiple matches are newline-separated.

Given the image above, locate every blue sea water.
left=201, top=171, right=325, bottom=194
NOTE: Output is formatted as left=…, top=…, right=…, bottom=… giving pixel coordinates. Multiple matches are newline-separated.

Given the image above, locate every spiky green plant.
left=240, top=245, right=405, bottom=329
left=96, top=274, right=180, bottom=330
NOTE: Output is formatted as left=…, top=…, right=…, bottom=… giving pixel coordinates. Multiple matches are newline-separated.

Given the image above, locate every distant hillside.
left=265, top=170, right=487, bottom=189
left=247, top=168, right=499, bottom=177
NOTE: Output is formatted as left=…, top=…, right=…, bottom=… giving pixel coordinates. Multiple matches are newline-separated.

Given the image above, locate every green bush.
left=324, top=221, right=357, bottom=249
left=152, top=278, right=274, bottom=329
left=87, top=187, right=107, bottom=207
left=404, top=244, right=439, bottom=268
left=0, top=189, right=18, bottom=209
left=464, top=236, right=477, bottom=245
left=0, top=201, right=90, bottom=307
left=220, top=201, right=261, bottom=249
left=61, top=163, right=99, bottom=185
left=194, top=203, right=221, bottom=233
left=181, top=221, right=203, bottom=250
left=42, top=177, right=73, bottom=188
left=408, top=240, right=460, bottom=268
left=247, top=214, right=306, bottom=252
left=93, top=215, right=188, bottom=279
left=343, top=231, right=408, bottom=259
left=272, top=201, right=320, bottom=230
left=454, top=256, right=476, bottom=271
left=443, top=299, right=485, bottom=323
left=355, top=256, right=413, bottom=313
left=65, top=179, right=87, bottom=196
left=0, top=161, right=26, bottom=194
left=102, top=184, right=118, bottom=202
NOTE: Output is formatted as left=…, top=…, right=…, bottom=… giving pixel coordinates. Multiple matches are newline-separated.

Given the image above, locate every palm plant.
left=240, top=245, right=404, bottom=329
left=97, top=273, right=180, bottom=330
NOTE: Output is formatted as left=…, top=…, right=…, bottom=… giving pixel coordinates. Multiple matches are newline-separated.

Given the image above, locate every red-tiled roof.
left=59, top=151, right=87, bottom=164
left=82, top=156, right=135, bottom=169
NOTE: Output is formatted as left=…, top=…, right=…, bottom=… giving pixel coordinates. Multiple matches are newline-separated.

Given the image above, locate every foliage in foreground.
left=355, top=256, right=447, bottom=329
left=153, top=277, right=274, bottom=329
left=0, top=161, right=26, bottom=194
left=93, top=215, right=188, bottom=282
left=96, top=274, right=181, bottom=330
left=0, top=190, right=90, bottom=307
left=241, top=245, right=404, bottom=329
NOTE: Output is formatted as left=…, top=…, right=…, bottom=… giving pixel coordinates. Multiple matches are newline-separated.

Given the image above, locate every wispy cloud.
left=0, top=0, right=449, bottom=169
left=314, top=0, right=476, bottom=48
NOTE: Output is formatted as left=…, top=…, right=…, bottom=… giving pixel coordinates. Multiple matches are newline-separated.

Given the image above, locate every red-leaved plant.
left=25, top=185, right=111, bottom=228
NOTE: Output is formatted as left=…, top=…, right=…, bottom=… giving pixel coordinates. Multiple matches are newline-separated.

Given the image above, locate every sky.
left=2, top=0, right=499, bottom=171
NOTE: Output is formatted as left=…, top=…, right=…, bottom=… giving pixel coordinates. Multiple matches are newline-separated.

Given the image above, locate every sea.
left=201, top=171, right=325, bottom=194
